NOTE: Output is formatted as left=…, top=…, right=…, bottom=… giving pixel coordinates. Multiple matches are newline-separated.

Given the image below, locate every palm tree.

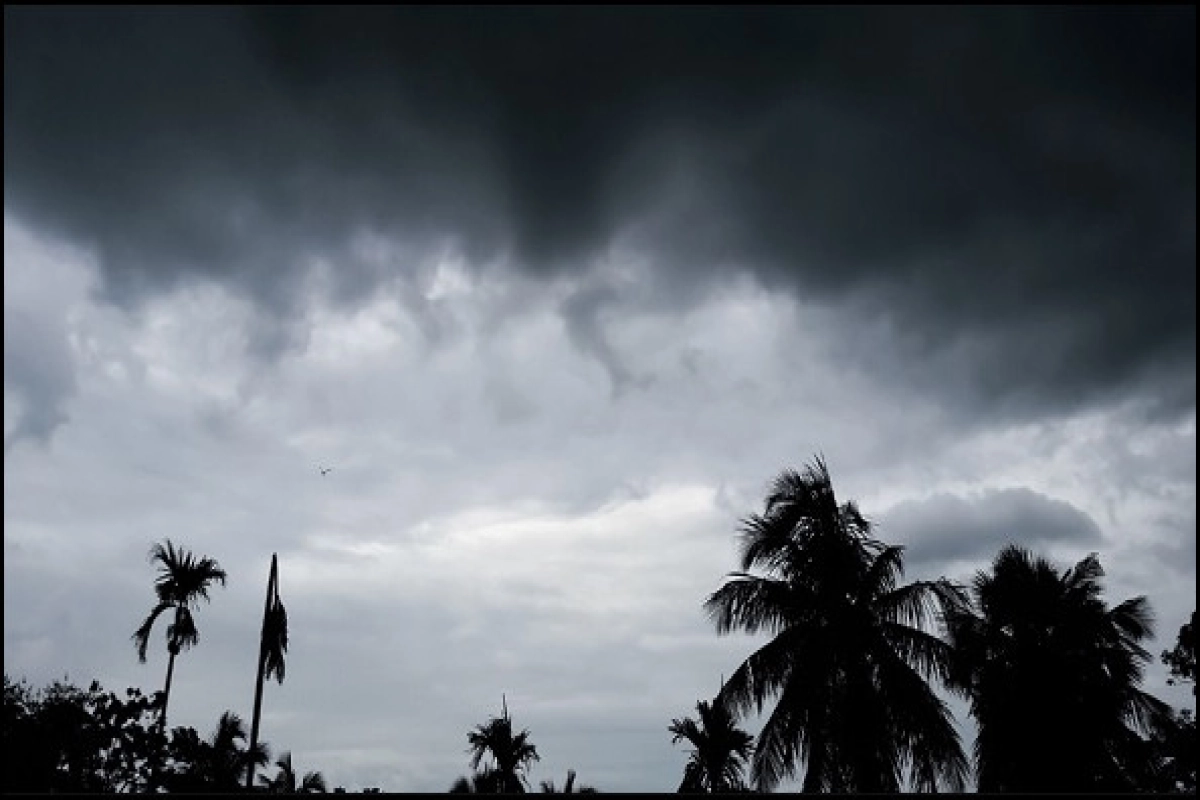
left=247, top=553, right=289, bottom=789
left=132, top=540, right=227, bottom=727
left=704, top=457, right=969, bottom=792
left=669, top=694, right=754, bottom=792
left=466, top=697, right=540, bottom=793
left=167, top=711, right=271, bottom=791
left=943, top=545, right=1176, bottom=792
left=260, top=751, right=328, bottom=793
left=538, top=769, right=598, bottom=793
left=207, top=710, right=271, bottom=791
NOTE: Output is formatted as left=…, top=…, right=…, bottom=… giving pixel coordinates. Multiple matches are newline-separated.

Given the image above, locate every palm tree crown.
left=669, top=695, right=754, bottom=792
left=167, top=710, right=270, bottom=791
left=260, top=751, right=328, bottom=794
left=704, top=457, right=969, bottom=792
left=943, top=544, right=1176, bottom=792
left=466, top=700, right=540, bottom=793
left=132, top=540, right=226, bottom=725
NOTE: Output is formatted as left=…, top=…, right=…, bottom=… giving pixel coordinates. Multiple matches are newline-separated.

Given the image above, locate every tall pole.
left=246, top=553, right=278, bottom=790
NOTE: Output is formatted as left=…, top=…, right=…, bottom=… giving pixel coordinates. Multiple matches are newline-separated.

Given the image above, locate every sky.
left=3, top=6, right=1195, bottom=793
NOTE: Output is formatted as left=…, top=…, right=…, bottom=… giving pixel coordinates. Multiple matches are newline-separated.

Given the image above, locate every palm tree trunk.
left=246, top=554, right=278, bottom=790
left=161, top=646, right=177, bottom=728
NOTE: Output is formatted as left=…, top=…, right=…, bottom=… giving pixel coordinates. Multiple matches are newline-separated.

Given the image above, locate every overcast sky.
left=4, top=6, right=1195, bottom=793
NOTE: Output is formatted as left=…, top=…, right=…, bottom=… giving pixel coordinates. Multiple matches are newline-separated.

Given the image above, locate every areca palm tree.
left=943, top=545, right=1176, bottom=792
left=132, top=540, right=227, bottom=727
left=669, top=695, right=754, bottom=792
left=704, top=457, right=969, bottom=792
left=466, top=698, right=540, bottom=793
left=260, top=751, right=327, bottom=793
left=247, top=553, right=289, bottom=789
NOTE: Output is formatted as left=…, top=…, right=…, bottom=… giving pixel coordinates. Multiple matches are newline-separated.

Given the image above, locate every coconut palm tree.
left=466, top=698, right=540, bottom=793
left=943, top=545, right=1176, bottom=792
left=132, top=540, right=227, bottom=727
left=704, top=457, right=969, bottom=792
left=247, top=553, right=289, bottom=789
left=260, top=751, right=327, bottom=793
left=669, top=695, right=754, bottom=792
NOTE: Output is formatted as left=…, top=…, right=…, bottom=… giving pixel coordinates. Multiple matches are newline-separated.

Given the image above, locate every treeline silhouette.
left=2, top=456, right=1195, bottom=793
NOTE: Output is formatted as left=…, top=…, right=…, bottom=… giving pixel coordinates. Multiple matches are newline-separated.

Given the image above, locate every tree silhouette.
left=450, top=770, right=502, bottom=793
left=175, top=710, right=271, bottom=791
left=260, top=750, right=328, bottom=793
left=247, top=553, right=289, bottom=789
left=538, top=768, right=598, bottom=793
left=1163, top=610, right=1196, bottom=694
left=669, top=693, right=753, bottom=792
left=1153, top=613, right=1198, bottom=792
left=132, top=540, right=227, bottom=727
left=2, top=675, right=168, bottom=792
left=466, top=697, right=540, bottom=793
left=704, top=456, right=968, bottom=792
left=943, top=545, right=1176, bottom=792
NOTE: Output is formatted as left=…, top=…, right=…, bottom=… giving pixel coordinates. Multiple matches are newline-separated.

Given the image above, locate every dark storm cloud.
left=881, top=487, right=1103, bottom=569
left=5, top=7, right=1194, bottom=412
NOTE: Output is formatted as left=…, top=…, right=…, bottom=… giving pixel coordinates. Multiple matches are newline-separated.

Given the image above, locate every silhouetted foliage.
left=669, top=694, right=753, bottom=792
left=1149, top=613, right=1198, bottom=793
left=165, top=710, right=272, bottom=792
left=260, top=750, right=328, bottom=793
left=1163, top=611, right=1196, bottom=695
left=943, top=545, right=1176, bottom=792
left=2, top=674, right=168, bottom=792
left=538, top=768, right=598, bottom=793
left=705, top=456, right=969, bottom=792
left=451, top=769, right=502, bottom=793
left=132, top=539, right=227, bottom=726
left=465, top=699, right=540, bottom=793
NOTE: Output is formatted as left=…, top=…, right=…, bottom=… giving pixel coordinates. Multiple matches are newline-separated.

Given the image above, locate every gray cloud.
left=3, top=9, right=1195, bottom=794
left=880, top=487, right=1103, bottom=569
left=4, top=309, right=76, bottom=450
left=4, top=7, right=1194, bottom=418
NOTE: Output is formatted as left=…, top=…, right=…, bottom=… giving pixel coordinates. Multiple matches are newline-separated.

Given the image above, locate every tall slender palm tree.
left=704, top=457, right=969, bottom=792
left=943, top=545, right=1176, bottom=792
left=247, top=553, right=289, bottom=789
left=260, top=751, right=328, bottom=793
left=669, top=695, right=754, bottom=792
left=466, top=697, right=540, bottom=793
left=132, top=540, right=227, bottom=727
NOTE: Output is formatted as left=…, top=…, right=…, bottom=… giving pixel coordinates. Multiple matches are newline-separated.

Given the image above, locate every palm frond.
left=704, top=572, right=799, bottom=636
left=264, top=600, right=289, bottom=684
left=132, top=601, right=174, bottom=662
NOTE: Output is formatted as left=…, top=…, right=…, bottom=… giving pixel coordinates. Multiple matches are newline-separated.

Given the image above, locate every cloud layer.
left=4, top=8, right=1195, bottom=793
left=5, top=7, right=1195, bottom=417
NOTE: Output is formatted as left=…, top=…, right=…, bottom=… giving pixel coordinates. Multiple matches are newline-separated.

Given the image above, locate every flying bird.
left=319, top=467, right=332, bottom=476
